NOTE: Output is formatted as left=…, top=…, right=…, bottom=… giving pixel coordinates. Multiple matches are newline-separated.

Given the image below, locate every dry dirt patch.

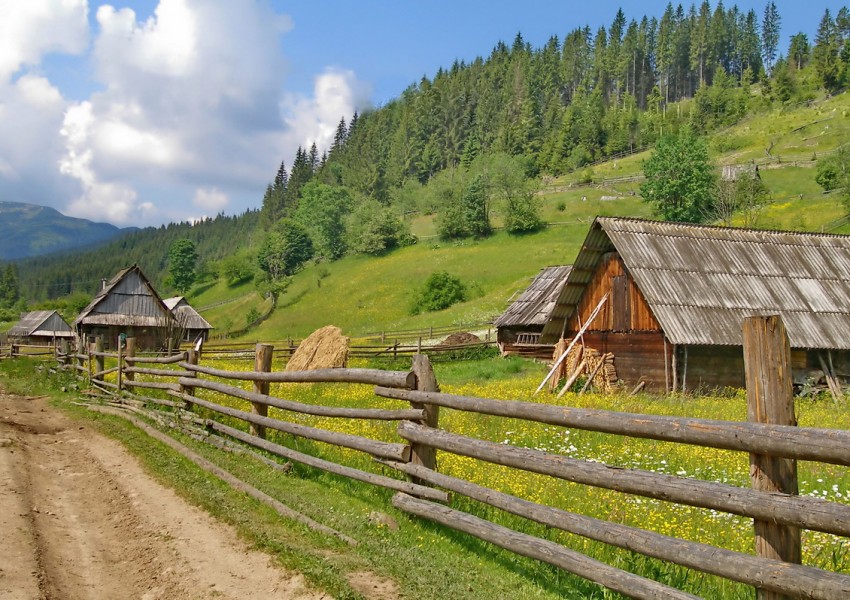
left=0, top=393, right=330, bottom=600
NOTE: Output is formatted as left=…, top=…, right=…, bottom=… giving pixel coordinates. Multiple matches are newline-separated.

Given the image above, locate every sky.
left=0, top=1, right=846, bottom=228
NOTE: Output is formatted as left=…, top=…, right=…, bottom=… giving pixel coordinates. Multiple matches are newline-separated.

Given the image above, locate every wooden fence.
left=54, top=315, right=850, bottom=599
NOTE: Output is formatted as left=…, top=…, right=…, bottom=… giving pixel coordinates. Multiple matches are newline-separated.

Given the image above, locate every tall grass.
left=158, top=354, right=850, bottom=599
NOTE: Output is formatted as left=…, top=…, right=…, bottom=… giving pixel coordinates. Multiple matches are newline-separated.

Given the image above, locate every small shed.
left=494, top=265, right=571, bottom=358
left=7, top=310, right=73, bottom=345
left=540, top=217, right=850, bottom=392
left=721, top=163, right=760, bottom=182
left=74, top=264, right=176, bottom=351
left=163, top=296, right=213, bottom=343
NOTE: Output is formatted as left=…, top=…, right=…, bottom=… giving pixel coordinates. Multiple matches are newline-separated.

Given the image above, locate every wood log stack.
left=550, top=342, right=618, bottom=394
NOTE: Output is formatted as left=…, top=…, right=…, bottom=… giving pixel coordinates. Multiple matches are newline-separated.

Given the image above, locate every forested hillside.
left=8, top=2, right=850, bottom=328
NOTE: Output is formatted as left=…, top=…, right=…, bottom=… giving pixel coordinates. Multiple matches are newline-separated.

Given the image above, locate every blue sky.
left=1, top=1, right=845, bottom=228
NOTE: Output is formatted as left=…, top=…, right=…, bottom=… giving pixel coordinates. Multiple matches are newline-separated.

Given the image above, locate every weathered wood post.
left=124, top=338, right=136, bottom=384
left=743, top=315, right=801, bottom=600
left=94, top=336, right=104, bottom=382
left=117, top=341, right=123, bottom=393
left=409, top=354, right=439, bottom=482
left=180, top=348, right=199, bottom=410
left=251, top=343, right=273, bottom=439
left=59, top=339, right=69, bottom=367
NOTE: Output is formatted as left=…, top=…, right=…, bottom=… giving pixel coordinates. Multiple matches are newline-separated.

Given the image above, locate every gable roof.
left=494, top=266, right=572, bottom=329
left=8, top=310, right=73, bottom=338
left=541, top=217, right=850, bottom=349
left=74, top=264, right=175, bottom=328
left=163, top=296, right=213, bottom=331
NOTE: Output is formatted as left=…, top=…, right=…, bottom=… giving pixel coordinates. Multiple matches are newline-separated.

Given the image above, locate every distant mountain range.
left=0, top=201, right=131, bottom=260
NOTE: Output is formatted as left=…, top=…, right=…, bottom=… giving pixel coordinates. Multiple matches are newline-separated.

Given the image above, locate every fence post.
left=743, top=315, right=801, bottom=600
left=251, top=343, right=273, bottom=439
left=94, top=336, right=104, bottom=382
left=59, top=339, right=69, bottom=367
left=125, top=338, right=136, bottom=384
left=117, top=342, right=123, bottom=393
left=410, top=354, right=439, bottom=481
left=180, top=349, right=198, bottom=410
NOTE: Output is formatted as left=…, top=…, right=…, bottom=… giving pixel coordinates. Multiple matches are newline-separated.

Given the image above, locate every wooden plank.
left=395, top=421, right=850, bottom=537
left=190, top=415, right=449, bottom=503
left=392, top=493, right=700, bottom=600
left=743, top=316, right=801, bottom=600
left=251, top=343, right=273, bottom=439
left=383, top=461, right=850, bottom=600
left=410, top=355, right=439, bottom=481
left=178, top=377, right=424, bottom=420
left=181, top=362, right=415, bottom=389
left=186, top=394, right=410, bottom=462
left=376, top=387, right=850, bottom=467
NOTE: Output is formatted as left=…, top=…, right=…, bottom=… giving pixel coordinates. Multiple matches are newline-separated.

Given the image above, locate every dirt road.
left=0, top=393, right=329, bottom=600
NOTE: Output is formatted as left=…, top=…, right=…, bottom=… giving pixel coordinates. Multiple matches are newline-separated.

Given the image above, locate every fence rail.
left=50, top=317, right=850, bottom=599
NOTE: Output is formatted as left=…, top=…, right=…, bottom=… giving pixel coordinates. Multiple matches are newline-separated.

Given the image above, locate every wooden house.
left=7, top=310, right=74, bottom=345
left=540, top=217, right=850, bottom=392
left=721, top=163, right=760, bottom=182
left=494, top=266, right=571, bottom=358
left=163, top=296, right=213, bottom=343
left=74, top=265, right=176, bottom=351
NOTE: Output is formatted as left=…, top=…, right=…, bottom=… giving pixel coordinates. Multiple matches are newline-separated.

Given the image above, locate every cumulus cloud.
left=281, top=68, right=371, bottom=153
left=0, top=0, right=89, bottom=81
left=193, top=187, right=229, bottom=212
left=2, top=0, right=369, bottom=227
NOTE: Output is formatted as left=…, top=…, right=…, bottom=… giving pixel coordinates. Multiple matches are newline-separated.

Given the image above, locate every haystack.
left=286, top=325, right=349, bottom=371
left=438, top=332, right=481, bottom=347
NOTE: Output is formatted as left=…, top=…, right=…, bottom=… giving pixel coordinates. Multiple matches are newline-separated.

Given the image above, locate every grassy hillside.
left=189, top=93, right=850, bottom=341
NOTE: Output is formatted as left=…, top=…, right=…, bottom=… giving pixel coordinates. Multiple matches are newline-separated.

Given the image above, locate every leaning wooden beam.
left=376, top=387, right=850, bottom=467
left=536, top=293, right=609, bottom=394
left=91, top=366, right=120, bottom=379
left=556, top=358, right=587, bottom=399
left=178, top=376, right=425, bottom=421
left=91, top=378, right=118, bottom=390
left=124, top=366, right=194, bottom=378
left=125, top=353, right=187, bottom=364
left=189, top=413, right=448, bottom=503
left=180, top=362, right=415, bottom=389
left=396, top=421, right=850, bottom=537
left=177, top=393, right=410, bottom=462
left=85, top=404, right=357, bottom=545
left=383, top=461, right=850, bottom=600
left=123, top=380, right=180, bottom=392
left=392, top=493, right=699, bottom=600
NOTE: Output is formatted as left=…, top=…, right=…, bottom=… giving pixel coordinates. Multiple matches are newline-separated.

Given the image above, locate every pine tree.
left=814, top=9, right=841, bottom=91
left=762, top=1, right=781, bottom=75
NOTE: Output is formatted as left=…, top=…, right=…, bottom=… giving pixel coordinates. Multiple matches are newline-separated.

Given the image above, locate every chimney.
left=101, top=278, right=107, bottom=290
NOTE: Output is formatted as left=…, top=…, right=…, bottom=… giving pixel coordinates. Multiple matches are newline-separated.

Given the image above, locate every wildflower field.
left=126, top=354, right=850, bottom=599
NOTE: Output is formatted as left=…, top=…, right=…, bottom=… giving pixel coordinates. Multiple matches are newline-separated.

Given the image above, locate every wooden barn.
left=494, top=266, right=571, bottom=358
left=7, top=310, right=74, bottom=345
left=540, top=217, right=850, bottom=392
left=163, top=296, right=213, bottom=343
left=74, top=264, right=176, bottom=351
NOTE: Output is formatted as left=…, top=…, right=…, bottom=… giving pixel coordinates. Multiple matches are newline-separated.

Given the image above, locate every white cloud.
left=0, top=0, right=368, bottom=227
left=0, top=0, right=89, bottom=81
left=281, top=68, right=371, bottom=153
left=193, top=187, right=229, bottom=212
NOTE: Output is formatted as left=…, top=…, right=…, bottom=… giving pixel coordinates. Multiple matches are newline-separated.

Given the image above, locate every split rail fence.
left=55, top=315, right=850, bottom=600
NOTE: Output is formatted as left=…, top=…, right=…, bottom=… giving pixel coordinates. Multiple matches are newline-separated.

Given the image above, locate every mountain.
left=0, top=201, right=129, bottom=260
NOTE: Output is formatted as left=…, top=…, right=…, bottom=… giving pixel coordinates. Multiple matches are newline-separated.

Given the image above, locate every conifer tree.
left=762, top=1, right=781, bottom=75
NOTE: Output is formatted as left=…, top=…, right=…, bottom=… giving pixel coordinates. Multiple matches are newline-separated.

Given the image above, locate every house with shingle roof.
left=540, top=217, right=850, bottom=391
left=74, top=264, right=176, bottom=351
left=494, top=265, right=571, bottom=358
left=7, top=310, right=73, bottom=345
left=163, top=296, right=213, bottom=343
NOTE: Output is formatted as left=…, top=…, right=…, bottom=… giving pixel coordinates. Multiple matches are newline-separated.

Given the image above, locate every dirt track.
left=0, top=393, right=329, bottom=600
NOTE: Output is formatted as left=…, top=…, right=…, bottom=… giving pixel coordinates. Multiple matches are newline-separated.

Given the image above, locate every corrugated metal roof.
left=541, top=217, right=850, bottom=349
left=8, top=310, right=72, bottom=337
left=74, top=264, right=175, bottom=327
left=494, top=266, right=572, bottom=328
left=163, top=296, right=213, bottom=331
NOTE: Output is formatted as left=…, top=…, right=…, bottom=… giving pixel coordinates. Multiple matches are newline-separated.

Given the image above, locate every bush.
left=410, top=271, right=467, bottom=314
left=816, top=159, right=839, bottom=191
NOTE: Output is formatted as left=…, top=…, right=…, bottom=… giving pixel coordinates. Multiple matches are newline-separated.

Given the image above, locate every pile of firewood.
left=549, top=340, right=617, bottom=394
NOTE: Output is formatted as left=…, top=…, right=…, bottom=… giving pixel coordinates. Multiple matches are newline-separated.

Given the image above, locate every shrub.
left=410, top=271, right=467, bottom=314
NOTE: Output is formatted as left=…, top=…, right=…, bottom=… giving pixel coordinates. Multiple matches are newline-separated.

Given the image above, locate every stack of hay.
left=286, top=325, right=349, bottom=371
